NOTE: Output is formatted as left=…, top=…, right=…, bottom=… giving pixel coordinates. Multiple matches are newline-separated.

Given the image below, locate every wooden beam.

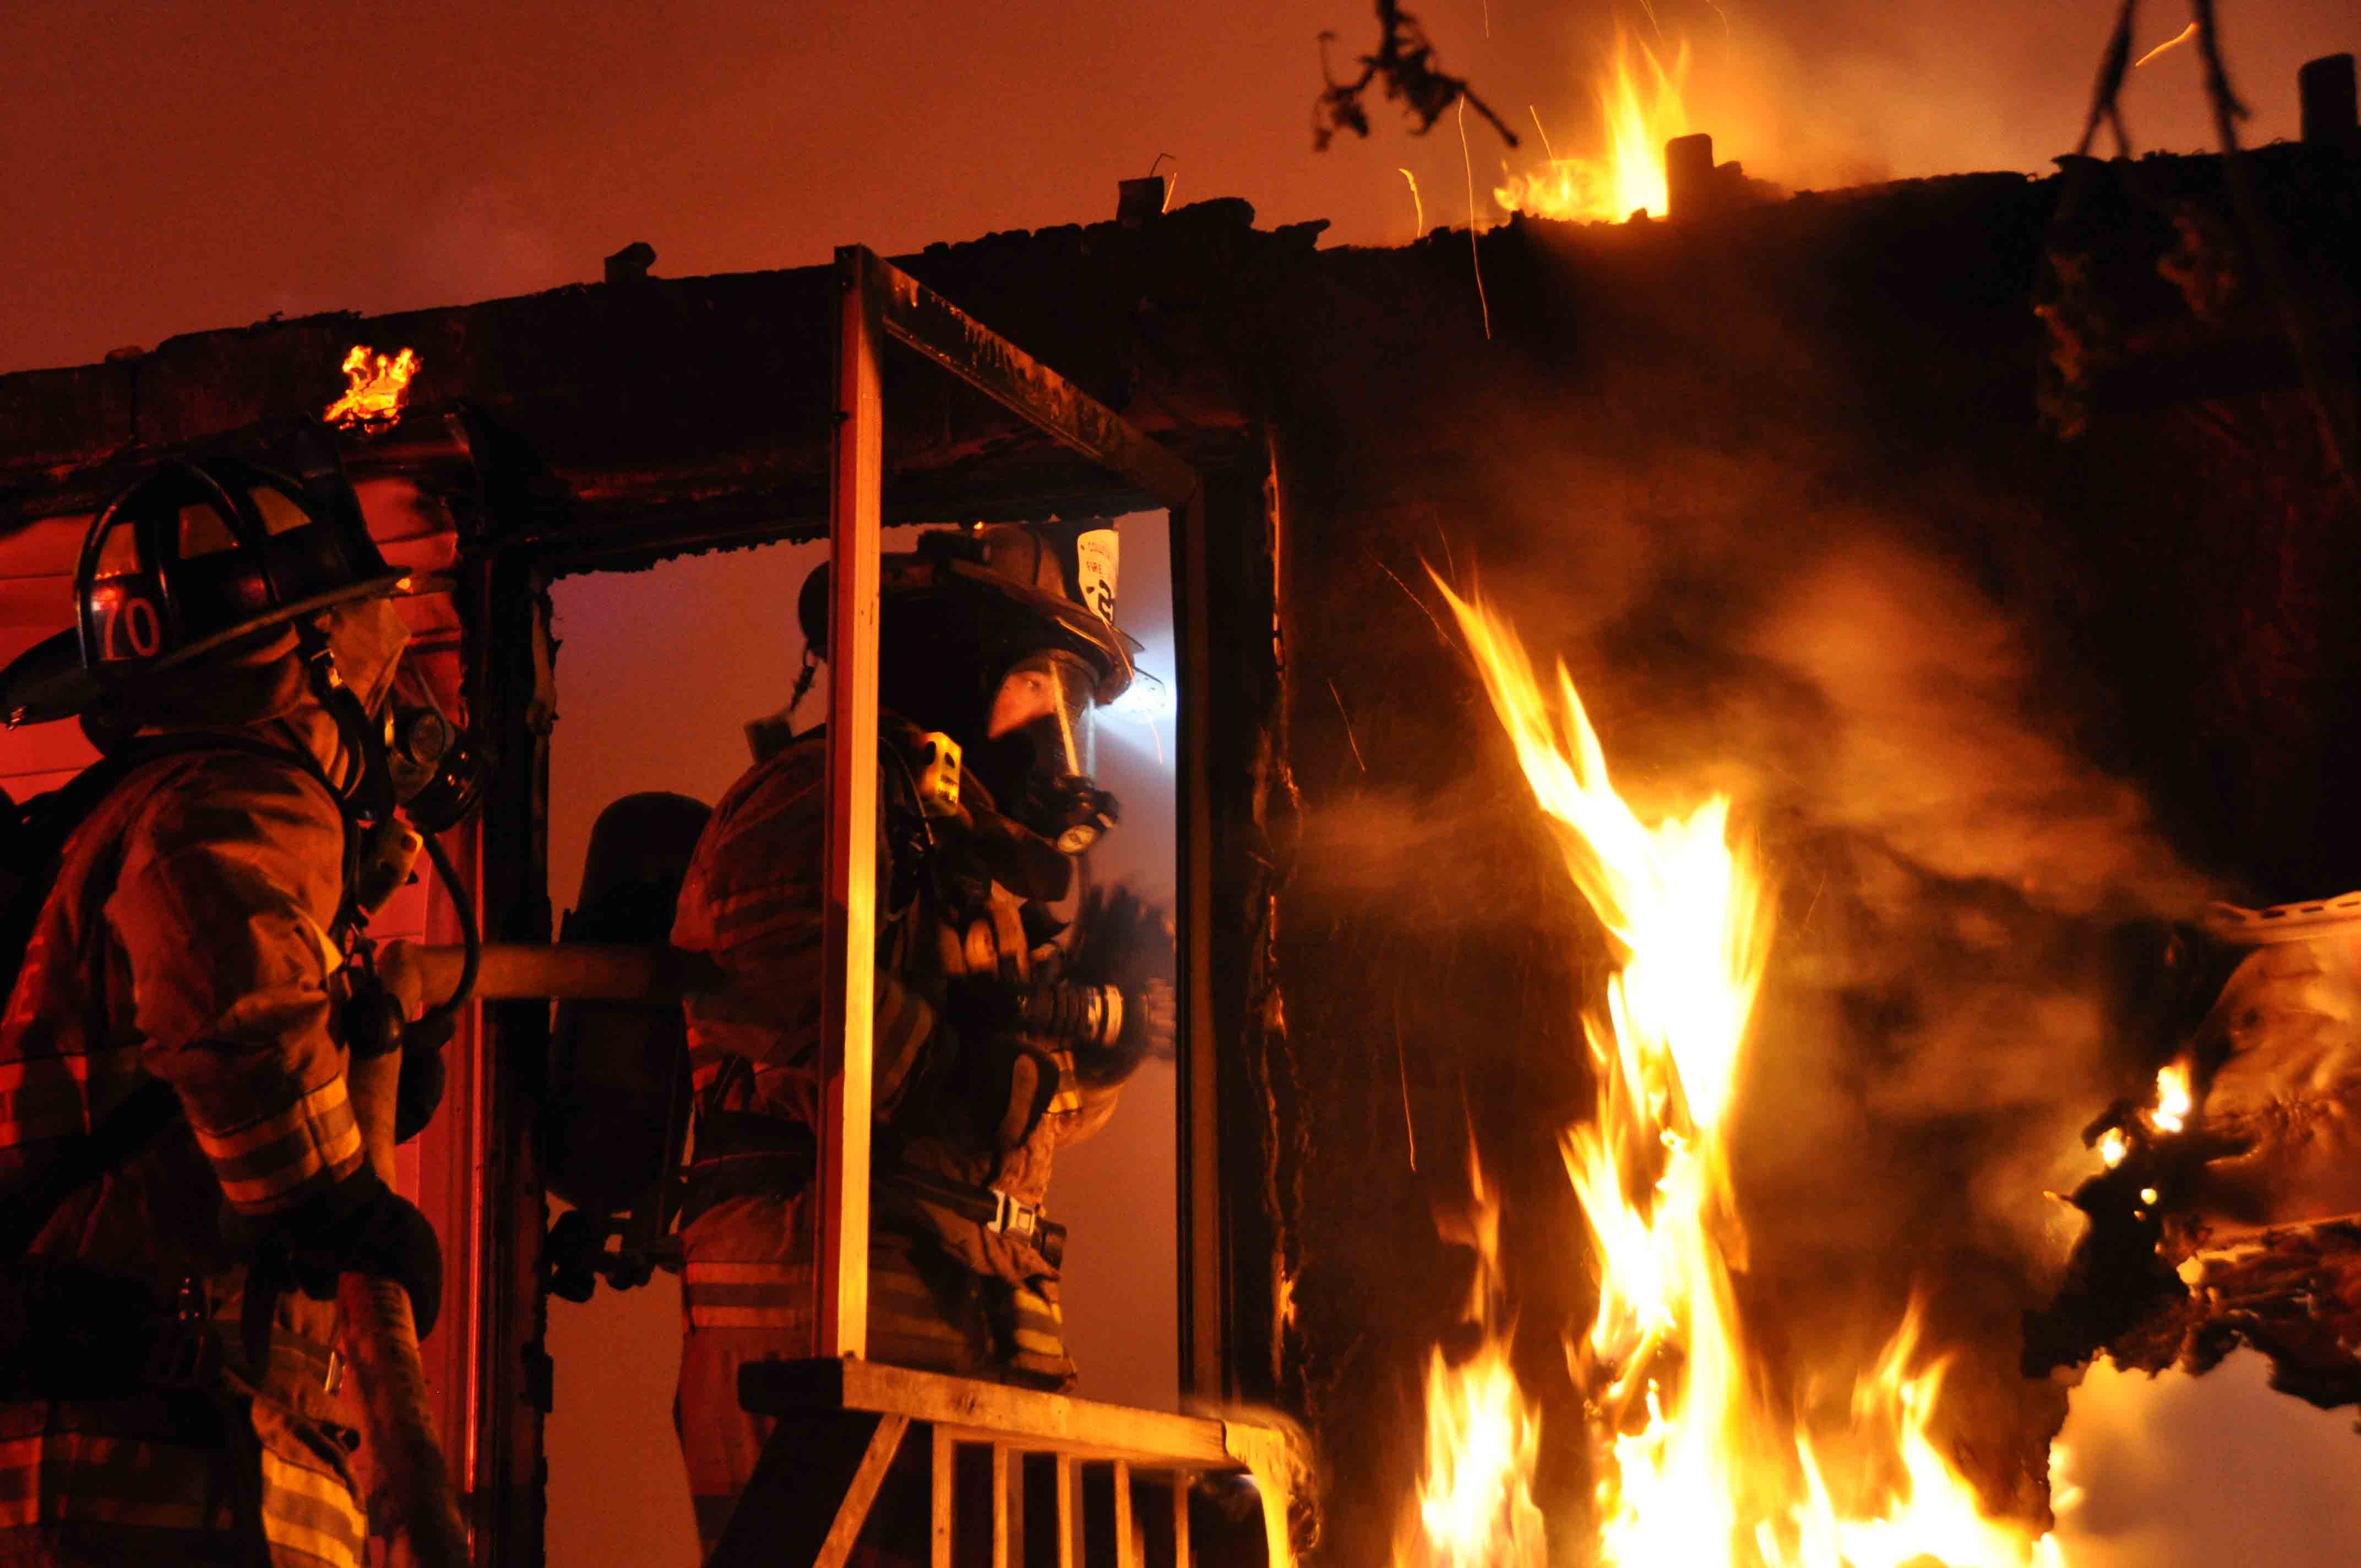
left=816, top=1414, right=911, bottom=1568
left=819, top=243, right=886, bottom=1359
left=869, top=251, right=1198, bottom=509
left=739, top=1359, right=1237, bottom=1468
left=710, top=1411, right=900, bottom=1568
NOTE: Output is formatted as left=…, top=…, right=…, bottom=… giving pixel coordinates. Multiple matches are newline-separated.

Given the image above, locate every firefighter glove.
left=1065, top=884, right=1178, bottom=1076
left=943, top=977, right=1060, bottom=1150
left=394, top=1034, right=446, bottom=1145
left=244, top=1167, right=443, bottom=1338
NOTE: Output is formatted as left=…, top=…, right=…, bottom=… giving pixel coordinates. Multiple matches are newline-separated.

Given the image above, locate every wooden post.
left=2300, top=55, right=2357, bottom=150
left=1171, top=1474, right=1190, bottom=1567
left=466, top=547, right=554, bottom=1565
left=1171, top=487, right=1223, bottom=1402
left=820, top=243, right=885, bottom=1359
left=1666, top=132, right=1716, bottom=222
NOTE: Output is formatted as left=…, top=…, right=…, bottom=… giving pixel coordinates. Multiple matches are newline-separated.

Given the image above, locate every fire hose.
left=343, top=1041, right=470, bottom=1568
left=386, top=940, right=724, bottom=1006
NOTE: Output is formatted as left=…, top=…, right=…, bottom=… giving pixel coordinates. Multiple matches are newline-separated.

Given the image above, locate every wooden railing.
left=710, top=1359, right=1293, bottom=1568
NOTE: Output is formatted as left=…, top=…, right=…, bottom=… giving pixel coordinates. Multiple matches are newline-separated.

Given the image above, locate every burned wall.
left=1259, top=149, right=2361, bottom=1564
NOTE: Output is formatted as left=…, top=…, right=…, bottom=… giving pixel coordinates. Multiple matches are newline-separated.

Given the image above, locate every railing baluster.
left=1055, top=1454, right=1079, bottom=1568
left=992, top=1442, right=1014, bottom=1568
left=932, top=1427, right=955, bottom=1568
left=1112, top=1460, right=1136, bottom=1568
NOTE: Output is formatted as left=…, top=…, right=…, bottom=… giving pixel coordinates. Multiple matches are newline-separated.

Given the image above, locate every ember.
left=323, top=344, right=420, bottom=428
left=1495, top=29, right=1689, bottom=224
left=1402, top=580, right=2066, bottom=1567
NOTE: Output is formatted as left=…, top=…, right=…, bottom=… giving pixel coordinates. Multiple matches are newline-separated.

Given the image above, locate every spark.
left=1396, top=990, right=1419, bottom=1172
left=2135, top=23, right=2197, bottom=69
left=1527, top=105, right=1559, bottom=161
left=1459, top=97, right=1492, bottom=340
left=1400, top=167, right=1426, bottom=241
left=1327, top=677, right=1368, bottom=772
left=1373, top=557, right=1456, bottom=649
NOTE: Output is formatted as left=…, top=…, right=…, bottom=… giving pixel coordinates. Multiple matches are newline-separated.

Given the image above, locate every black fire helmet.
left=1, top=447, right=405, bottom=728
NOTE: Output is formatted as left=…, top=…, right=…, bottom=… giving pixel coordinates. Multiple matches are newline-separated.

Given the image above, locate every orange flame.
left=1396, top=1155, right=1547, bottom=1568
left=2094, top=1061, right=2191, bottom=1172
left=1496, top=30, right=1690, bottom=224
left=1405, top=579, right=2066, bottom=1567
left=324, top=344, right=420, bottom=428
left=2150, top=1063, right=2191, bottom=1135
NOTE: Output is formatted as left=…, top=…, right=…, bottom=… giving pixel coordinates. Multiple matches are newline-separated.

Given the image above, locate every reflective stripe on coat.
left=1, top=722, right=379, bottom=1560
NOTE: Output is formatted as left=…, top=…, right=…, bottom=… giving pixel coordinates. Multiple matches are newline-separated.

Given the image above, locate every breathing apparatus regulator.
left=0, top=438, right=492, bottom=1139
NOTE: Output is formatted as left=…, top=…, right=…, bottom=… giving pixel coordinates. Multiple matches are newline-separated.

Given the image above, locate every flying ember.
left=1404, top=578, right=2066, bottom=1568
left=324, top=344, right=421, bottom=428
left=1495, top=29, right=1689, bottom=224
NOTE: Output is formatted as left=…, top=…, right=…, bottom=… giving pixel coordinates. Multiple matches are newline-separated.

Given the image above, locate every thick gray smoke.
left=1290, top=400, right=2219, bottom=1529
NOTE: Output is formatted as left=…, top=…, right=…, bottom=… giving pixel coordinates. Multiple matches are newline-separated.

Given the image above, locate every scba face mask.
left=981, top=650, right=1117, bottom=855
left=381, top=663, right=487, bottom=835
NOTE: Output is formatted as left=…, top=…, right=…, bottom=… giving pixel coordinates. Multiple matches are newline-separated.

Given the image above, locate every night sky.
left=3, top=1, right=2351, bottom=374
left=8, top=2, right=2360, bottom=1562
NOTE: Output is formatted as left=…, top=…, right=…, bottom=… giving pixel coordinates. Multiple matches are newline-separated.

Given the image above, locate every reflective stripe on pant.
left=256, top=1442, right=366, bottom=1568
left=1001, top=1280, right=1072, bottom=1387
left=683, top=1259, right=815, bottom=1333
left=0, top=1427, right=236, bottom=1537
left=0, top=1397, right=363, bottom=1567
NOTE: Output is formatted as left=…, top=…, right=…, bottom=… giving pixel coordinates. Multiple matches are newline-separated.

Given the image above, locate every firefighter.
left=0, top=451, right=448, bottom=1567
left=669, top=521, right=1175, bottom=1554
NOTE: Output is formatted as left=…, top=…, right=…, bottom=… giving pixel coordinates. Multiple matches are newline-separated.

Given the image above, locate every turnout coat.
left=0, top=604, right=409, bottom=1568
left=667, top=720, right=1128, bottom=1555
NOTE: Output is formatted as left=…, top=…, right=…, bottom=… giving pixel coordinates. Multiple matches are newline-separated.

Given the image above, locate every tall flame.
left=1495, top=31, right=1690, bottom=224
left=324, top=344, right=420, bottom=428
left=1398, top=579, right=2065, bottom=1568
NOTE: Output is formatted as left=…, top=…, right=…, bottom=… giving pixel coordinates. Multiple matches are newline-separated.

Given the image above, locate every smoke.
left=1286, top=319, right=2229, bottom=1529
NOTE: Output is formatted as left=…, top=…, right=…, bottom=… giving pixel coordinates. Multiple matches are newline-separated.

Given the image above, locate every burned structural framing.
left=2, top=145, right=2359, bottom=1564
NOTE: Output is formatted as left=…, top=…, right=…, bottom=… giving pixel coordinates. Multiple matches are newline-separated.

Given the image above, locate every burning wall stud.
left=324, top=344, right=421, bottom=429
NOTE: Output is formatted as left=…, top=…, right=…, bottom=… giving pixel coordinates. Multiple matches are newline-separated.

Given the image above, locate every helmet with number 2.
left=2, top=455, right=406, bottom=727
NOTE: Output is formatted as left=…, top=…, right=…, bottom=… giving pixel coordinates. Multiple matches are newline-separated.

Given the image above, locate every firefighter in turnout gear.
left=668, top=521, right=1176, bottom=1554
left=0, top=450, right=454, bottom=1567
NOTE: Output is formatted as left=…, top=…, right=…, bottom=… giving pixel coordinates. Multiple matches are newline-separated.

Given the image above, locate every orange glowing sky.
left=8, top=6, right=2361, bottom=1565
left=1, top=1, right=2351, bottom=374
